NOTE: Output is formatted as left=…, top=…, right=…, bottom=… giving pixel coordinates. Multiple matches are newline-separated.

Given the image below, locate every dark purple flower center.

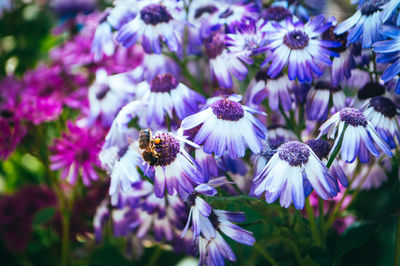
left=219, top=8, right=233, bottom=19
left=194, top=5, right=218, bottom=19
left=369, top=96, right=397, bottom=118
left=153, top=133, right=180, bottom=166
left=255, top=69, right=284, bottom=82
left=278, top=141, right=310, bottom=167
left=187, top=192, right=199, bottom=206
left=260, top=142, right=276, bottom=161
left=306, top=139, right=331, bottom=159
left=360, top=0, right=388, bottom=16
left=75, top=149, right=91, bottom=162
left=358, top=82, right=385, bottom=100
left=283, top=30, right=309, bottom=50
left=314, top=81, right=341, bottom=93
left=96, top=84, right=110, bottom=100
left=140, top=4, right=172, bottom=25
left=322, top=26, right=348, bottom=53
left=211, top=98, right=244, bottom=121
left=204, top=33, right=226, bottom=59
left=339, top=108, right=367, bottom=127
left=209, top=210, right=220, bottom=229
left=150, top=74, right=179, bottom=93
left=262, top=6, right=292, bottom=22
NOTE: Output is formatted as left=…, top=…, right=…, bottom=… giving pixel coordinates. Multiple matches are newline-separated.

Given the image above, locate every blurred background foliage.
left=0, top=1, right=399, bottom=266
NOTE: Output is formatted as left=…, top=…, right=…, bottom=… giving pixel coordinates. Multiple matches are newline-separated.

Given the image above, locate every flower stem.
left=326, top=124, right=348, bottom=168
left=61, top=210, right=70, bottom=266
left=394, top=215, right=400, bottom=266
left=253, top=242, right=279, bottom=266
left=306, top=197, right=321, bottom=246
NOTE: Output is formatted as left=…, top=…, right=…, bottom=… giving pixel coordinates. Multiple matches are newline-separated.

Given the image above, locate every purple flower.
left=318, top=107, right=393, bottom=163
left=363, top=96, right=400, bottom=149
left=253, top=141, right=339, bottom=209
left=262, top=16, right=339, bottom=82
left=91, top=20, right=115, bottom=61
left=272, top=0, right=327, bottom=21
left=261, top=6, right=292, bottom=22
left=306, top=81, right=346, bottom=121
left=205, top=32, right=249, bottom=88
left=93, top=199, right=110, bottom=243
left=50, top=122, right=104, bottom=186
left=354, top=82, right=386, bottom=108
left=381, top=0, right=400, bottom=25
left=181, top=95, right=268, bottom=159
left=115, top=0, right=184, bottom=53
left=334, top=0, right=388, bottom=48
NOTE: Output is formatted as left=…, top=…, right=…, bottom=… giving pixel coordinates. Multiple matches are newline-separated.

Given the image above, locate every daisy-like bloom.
left=115, top=0, right=184, bottom=53
left=137, top=74, right=205, bottom=126
left=262, top=15, right=339, bottom=82
left=247, top=70, right=295, bottom=111
left=181, top=95, right=268, bottom=159
left=144, top=131, right=205, bottom=198
left=347, top=156, right=390, bottom=190
left=50, top=122, right=103, bottom=186
left=373, top=26, right=400, bottom=94
left=267, top=125, right=298, bottom=148
left=321, top=24, right=360, bottom=86
left=252, top=141, right=339, bottom=209
left=306, top=81, right=346, bottom=122
left=261, top=6, right=292, bottom=22
left=353, top=81, right=385, bottom=108
left=318, top=107, right=393, bottom=164
left=91, top=18, right=115, bottom=61
left=334, top=0, right=389, bottom=49
left=272, top=0, right=327, bottom=21
left=306, top=139, right=348, bottom=187
left=363, top=96, right=400, bottom=148
left=204, top=32, right=249, bottom=88
left=381, top=0, right=400, bottom=25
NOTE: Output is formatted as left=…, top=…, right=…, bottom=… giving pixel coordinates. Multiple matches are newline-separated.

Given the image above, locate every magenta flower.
left=50, top=122, right=104, bottom=186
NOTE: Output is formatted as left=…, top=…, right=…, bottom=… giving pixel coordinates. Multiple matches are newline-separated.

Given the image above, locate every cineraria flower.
left=354, top=81, right=385, bottom=108
left=306, top=139, right=348, bottom=187
left=272, top=0, right=327, bottom=21
left=247, top=70, right=295, bottom=111
left=91, top=18, right=115, bottom=61
left=267, top=125, right=298, bottom=148
left=181, top=95, right=268, bottom=159
left=143, top=131, right=205, bottom=198
left=381, top=0, right=400, bottom=25
left=115, top=0, right=184, bottom=53
left=334, top=0, right=388, bottom=49
left=50, top=122, right=103, bottom=186
left=137, top=74, right=206, bottom=126
left=306, top=81, right=346, bottom=121
left=318, top=107, right=393, bottom=163
left=93, top=199, right=109, bottom=243
left=373, top=26, right=400, bottom=94
left=261, top=6, right=292, bottom=22
left=363, top=96, right=400, bottom=148
left=252, top=141, right=339, bottom=209
left=204, top=32, right=249, bottom=88
left=321, top=25, right=360, bottom=86
left=262, top=16, right=339, bottom=82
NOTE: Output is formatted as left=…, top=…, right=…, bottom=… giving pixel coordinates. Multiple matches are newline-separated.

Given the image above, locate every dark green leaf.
left=33, top=207, right=56, bottom=227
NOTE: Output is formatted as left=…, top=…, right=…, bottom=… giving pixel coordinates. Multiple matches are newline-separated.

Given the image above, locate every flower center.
left=152, top=133, right=180, bottom=166
left=339, top=108, right=367, bottom=127
left=210, top=98, right=244, bottom=121
left=283, top=30, right=309, bottom=50
left=260, top=142, right=276, bottom=161
left=204, top=33, right=226, bottom=59
left=1, top=110, right=13, bottom=118
left=306, top=139, right=331, bottom=160
left=278, top=141, right=310, bottom=167
left=322, top=26, right=347, bottom=53
left=358, top=82, right=385, bottom=100
left=262, top=6, right=292, bottom=22
left=369, top=96, right=396, bottom=118
left=140, top=4, right=172, bottom=25
left=219, top=8, right=233, bottom=19
left=314, top=81, right=341, bottom=93
left=360, top=0, right=387, bottom=16
left=208, top=211, right=220, bottom=229
left=150, top=74, right=179, bottom=93
left=75, top=149, right=91, bottom=163
left=194, top=5, right=218, bottom=19
left=96, top=84, right=110, bottom=100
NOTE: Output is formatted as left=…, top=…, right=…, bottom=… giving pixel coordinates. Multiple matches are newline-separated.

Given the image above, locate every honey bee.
left=138, top=128, right=162, bottom=166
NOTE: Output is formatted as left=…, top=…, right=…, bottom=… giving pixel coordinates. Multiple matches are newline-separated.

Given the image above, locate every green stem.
left=148, top=246, right=163, bottom=266
left=326, top=124, right=348, bottom=168
left=206, top=195, right=266, bottom=204
left=318, top=198, right=325, bottom=246
left=253, top=242, right=279, bottom=266
left=394, top=215, right=400, bottom=266
left=61, top=211, right=70, bottom=266
left=306, top=197, right=321, bottom=246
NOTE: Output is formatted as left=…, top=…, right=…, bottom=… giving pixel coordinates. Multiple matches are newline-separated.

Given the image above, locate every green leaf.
left=33, top=207, right=56, bottom=227
left=308, top=246, right=332, bottom=266
left=334, top=221, right=379, bottom=265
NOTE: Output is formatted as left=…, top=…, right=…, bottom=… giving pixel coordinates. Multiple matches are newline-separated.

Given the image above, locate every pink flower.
left=50, top=121, right=104, bottom=186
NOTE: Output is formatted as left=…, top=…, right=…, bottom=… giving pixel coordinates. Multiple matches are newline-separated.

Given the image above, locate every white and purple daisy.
left=91, top=18, right=115, bottom=61
left=252, top=141, right=339, bottom=209
left=204, top=32, right=249, bottom=88
left=262, top=16, right=339, bottom=82
left=318, top=107, right=393, bottom=163
left=334, top=0, right=388, bottom=49
left=373, top=26, right=400, bottom=94
left=363, top=96, right=400, bottom=148
left=247, top=70, right=295, bottom=111
left=181, top=95, right=268, bottom=159
left=138, top=74, right=206, bottom=126
left=306, top=81, right=346, bottom=122
left=115, top=0, right=184, bottom=53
